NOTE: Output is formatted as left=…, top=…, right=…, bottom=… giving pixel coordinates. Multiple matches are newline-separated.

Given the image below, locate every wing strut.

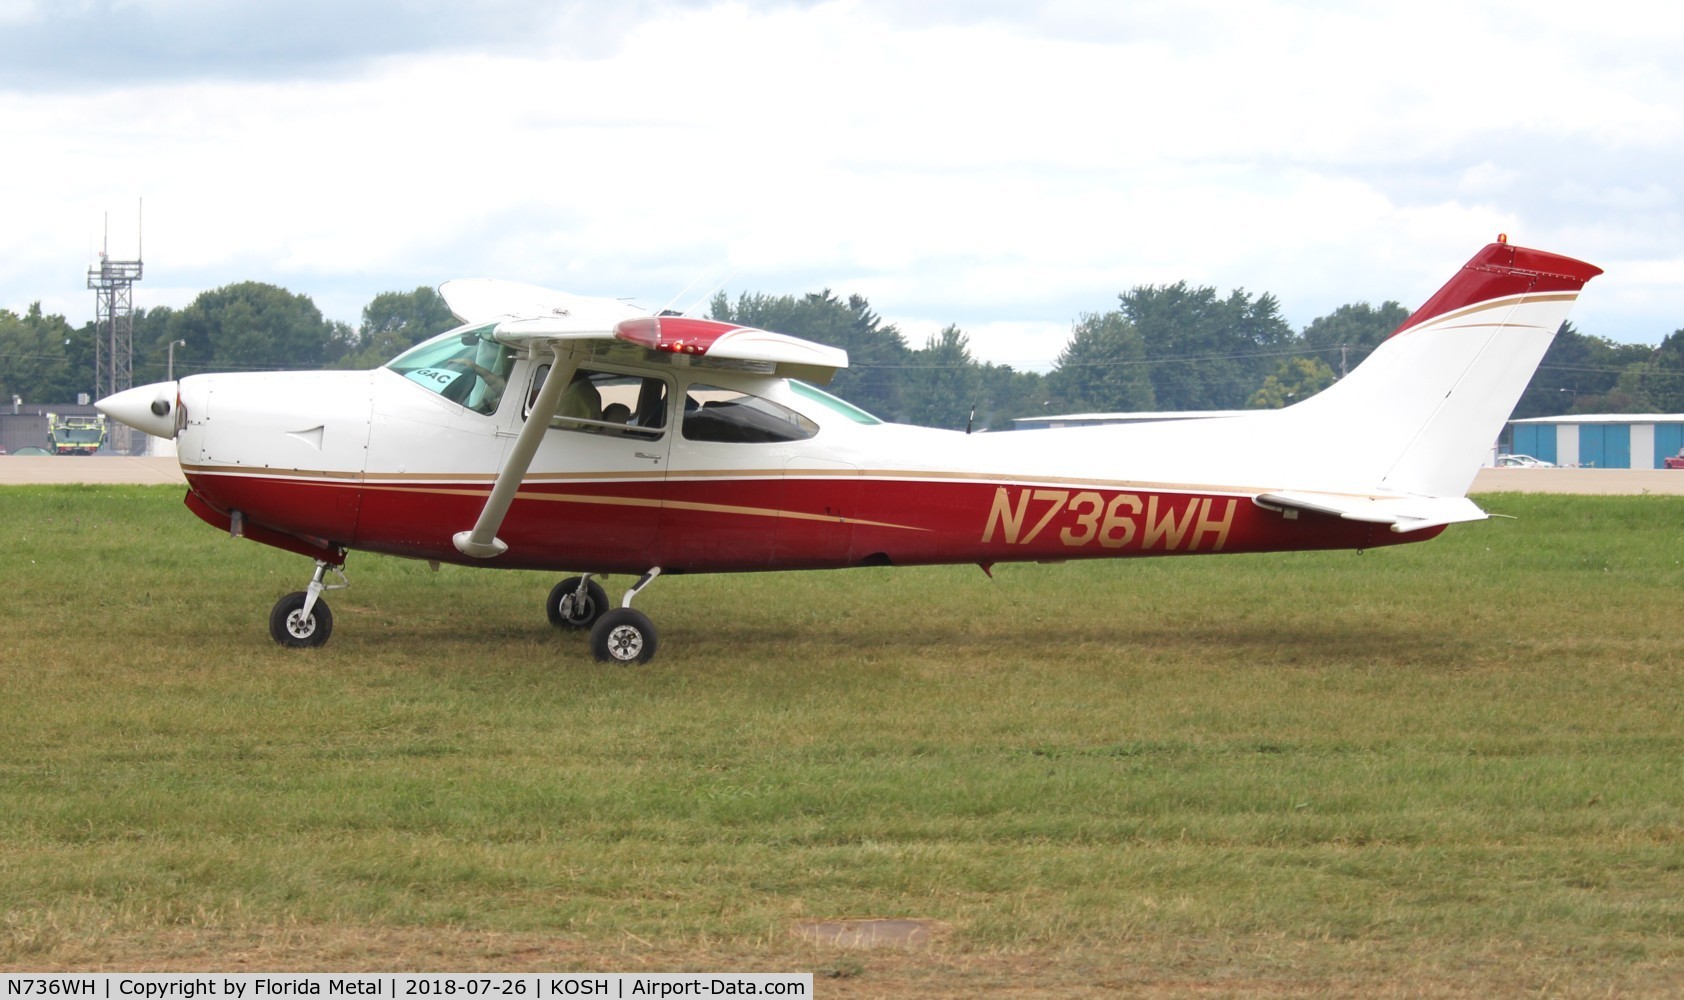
left=453, top=344, right=569, bottom=559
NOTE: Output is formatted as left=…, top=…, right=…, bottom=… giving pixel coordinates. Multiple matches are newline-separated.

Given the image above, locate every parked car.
left=1496, top=454, right=1555, bottom=468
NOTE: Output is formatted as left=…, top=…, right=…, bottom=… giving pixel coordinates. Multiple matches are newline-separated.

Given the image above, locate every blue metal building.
left=1507, top=415, right=1684, bottom=469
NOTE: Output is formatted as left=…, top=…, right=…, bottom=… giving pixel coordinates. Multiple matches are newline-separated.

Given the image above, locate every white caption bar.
left=0, top=975, right=811, bottom=1000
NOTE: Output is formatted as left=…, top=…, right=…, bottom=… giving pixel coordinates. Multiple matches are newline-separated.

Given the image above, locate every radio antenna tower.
left=88, top=204, right=144, bottom=453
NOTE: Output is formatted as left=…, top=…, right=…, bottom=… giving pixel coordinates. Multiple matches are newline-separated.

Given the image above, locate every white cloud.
left=4, top=0, right=1683, bottom=368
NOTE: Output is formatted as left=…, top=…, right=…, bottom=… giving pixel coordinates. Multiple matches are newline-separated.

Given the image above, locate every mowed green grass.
left=2, top=485, right=1682, bottom=991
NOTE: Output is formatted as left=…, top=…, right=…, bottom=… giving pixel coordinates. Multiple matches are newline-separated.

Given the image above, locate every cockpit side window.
left=384, top=325, right=515, bottom=416
left=527, top=365, right=668, bottom=439
left=682, top=385, right=818, bottom=443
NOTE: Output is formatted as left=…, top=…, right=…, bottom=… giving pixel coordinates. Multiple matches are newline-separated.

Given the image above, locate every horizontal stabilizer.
left=1253, top=491, right=1487, bottom=533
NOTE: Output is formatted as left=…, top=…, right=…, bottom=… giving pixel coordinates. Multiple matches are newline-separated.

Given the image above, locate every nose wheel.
left=270, top=591, right=333, bottom=647
left=269, top=559, right=346, bottom=648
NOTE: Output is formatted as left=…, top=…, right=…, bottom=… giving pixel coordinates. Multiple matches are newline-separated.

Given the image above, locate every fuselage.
left=165, top=335, right=1413, bottom=577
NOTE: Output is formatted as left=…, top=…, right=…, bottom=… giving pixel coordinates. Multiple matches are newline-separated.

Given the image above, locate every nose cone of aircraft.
left=97, top=381, right=181, bottom=439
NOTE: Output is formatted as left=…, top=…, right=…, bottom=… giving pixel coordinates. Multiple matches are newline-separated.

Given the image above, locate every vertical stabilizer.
left=1282, top=239, right=1602, bottom=498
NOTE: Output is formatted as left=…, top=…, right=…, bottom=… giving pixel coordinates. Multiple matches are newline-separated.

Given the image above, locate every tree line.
left=3, top=278, right=1681, bottom=429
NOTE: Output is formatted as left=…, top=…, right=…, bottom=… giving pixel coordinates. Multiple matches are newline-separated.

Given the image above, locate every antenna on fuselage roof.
left=660, top=265, right=739, bottom=318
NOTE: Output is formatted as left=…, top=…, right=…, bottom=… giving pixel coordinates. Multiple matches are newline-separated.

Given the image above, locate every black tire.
left=547, top=576, right=609, bottom=629
left=590, top=608, right=658, bottom=664
left=269, top=591, right=333, bottom=648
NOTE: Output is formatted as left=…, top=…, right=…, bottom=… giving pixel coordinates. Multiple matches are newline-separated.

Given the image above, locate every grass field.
left=2, top=485, right=1682, bottom=995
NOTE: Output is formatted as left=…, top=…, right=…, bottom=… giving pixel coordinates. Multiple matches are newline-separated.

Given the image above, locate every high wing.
left=437, top=279, right=850, bottom=559
left=613, top=316, right=848, bottom=382
left=438, top=278, right=640, bottom=329
left=438, top=279, right=848, bottom=383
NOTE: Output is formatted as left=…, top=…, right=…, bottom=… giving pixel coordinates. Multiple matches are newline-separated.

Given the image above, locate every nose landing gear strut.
left=270, top=559, right=348, bottom=648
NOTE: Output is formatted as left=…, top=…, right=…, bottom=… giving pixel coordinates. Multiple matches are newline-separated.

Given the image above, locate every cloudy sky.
left=3, top=0, right=1681, bottom=369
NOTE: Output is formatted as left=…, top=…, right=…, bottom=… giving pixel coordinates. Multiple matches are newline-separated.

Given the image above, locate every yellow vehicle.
left=46, top=413, right=107, bottom=455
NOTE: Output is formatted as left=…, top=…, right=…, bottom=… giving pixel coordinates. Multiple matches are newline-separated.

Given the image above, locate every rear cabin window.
left=682, top=385, right=818, bottom=443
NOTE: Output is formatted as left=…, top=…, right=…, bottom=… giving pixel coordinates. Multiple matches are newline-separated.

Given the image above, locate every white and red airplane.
left=99, top=238, right=1600, bottom=663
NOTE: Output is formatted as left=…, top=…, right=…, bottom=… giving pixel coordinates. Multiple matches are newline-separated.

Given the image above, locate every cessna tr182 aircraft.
left=99, top=238, right=1600, bottom=664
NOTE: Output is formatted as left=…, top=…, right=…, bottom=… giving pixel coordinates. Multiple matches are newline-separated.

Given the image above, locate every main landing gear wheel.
left=591, top=608, right=658, bottom=664
left=547, top=576, right=609, bottom=629
left=270, top=591, right=333, bottom=648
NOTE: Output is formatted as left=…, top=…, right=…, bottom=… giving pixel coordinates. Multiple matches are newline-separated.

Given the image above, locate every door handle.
left=635, top=451, right=663, bottom=462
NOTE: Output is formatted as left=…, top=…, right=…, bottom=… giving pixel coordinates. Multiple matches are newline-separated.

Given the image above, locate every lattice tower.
left=88, top=232, right=143, bottom=453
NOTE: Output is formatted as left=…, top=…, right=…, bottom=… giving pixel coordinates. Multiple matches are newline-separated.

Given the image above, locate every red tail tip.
left=1389, top=241, right=1602, bottom=338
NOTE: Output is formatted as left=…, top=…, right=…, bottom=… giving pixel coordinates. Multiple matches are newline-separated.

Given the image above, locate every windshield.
left=385, top=325, right=516, bottom=415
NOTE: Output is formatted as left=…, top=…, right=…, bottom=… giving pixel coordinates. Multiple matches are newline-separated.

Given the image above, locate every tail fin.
left=1283, top=238, right=1601, bottom=498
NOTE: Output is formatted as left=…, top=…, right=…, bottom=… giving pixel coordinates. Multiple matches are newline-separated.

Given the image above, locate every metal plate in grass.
left=792, top=918, right=947, bottom=948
